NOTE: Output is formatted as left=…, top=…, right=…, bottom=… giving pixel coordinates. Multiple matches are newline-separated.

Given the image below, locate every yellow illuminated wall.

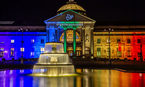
left=94, top=31, right=145, bottom=60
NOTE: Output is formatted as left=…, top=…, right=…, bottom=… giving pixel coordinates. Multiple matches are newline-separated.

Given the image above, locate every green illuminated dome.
left=57, top=0, right=86, bottom=15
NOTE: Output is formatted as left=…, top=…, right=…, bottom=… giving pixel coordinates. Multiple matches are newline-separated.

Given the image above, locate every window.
left=76, top=36, right=79, bottom=39
left=127, top=50, right=131, bottom=57
left=41, top=48, right=45, bottom=52
left=97, top=48, right=101, bottom=57
left=117, top=39, right=121, bottom=43
left=138, top=52, right=141, bottom=57
left=69, top=51, right=73, bottom=56
left=11, top=40, right=14, bottom=43
left=31, top=52, right=34, bottom=56
left=0, top=48, right=4, bottom=50
left=20, top=48, right=24, bottom=52
left=41, top=39, right=44, bottom=44
left=10, top=48, right=14, bottom=56
left=137, top=39, right=141, bottom=43
left=0, top=48, right=4, bottom=57
left=97, top=48, right=101, bottom=51
left=107, top=38, right=110, bottom=43
left=31, top=39, right=34, bottom=43
left=11, top=48, right=14, bottom=51
left=52, top=46, right=56, bottom=52
left=127, top=39, right=131, bottom=43
left=21, top=41, right=24, bottom=43
left=107, top=48, right=110, bottom=52
left=117, top=48, right=122, bottom=57
left=97, top=39, right=101, bottom=44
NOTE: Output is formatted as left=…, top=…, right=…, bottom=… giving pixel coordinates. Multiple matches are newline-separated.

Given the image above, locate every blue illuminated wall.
left=0, top=32, right=47, bottom=60
left=46, top=25, right=63, bottom=42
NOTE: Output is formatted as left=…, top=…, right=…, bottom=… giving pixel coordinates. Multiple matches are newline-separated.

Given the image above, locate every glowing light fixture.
left=11, top=40, right=14, bottom=43
left=20, top=48, right=24, bottom=52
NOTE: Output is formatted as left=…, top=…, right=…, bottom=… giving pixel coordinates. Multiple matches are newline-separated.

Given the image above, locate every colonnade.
left=62, top=26, right=77, bottom=56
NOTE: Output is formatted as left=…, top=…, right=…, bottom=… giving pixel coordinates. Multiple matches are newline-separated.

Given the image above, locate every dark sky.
left=0, top=0, right=145, bottom=25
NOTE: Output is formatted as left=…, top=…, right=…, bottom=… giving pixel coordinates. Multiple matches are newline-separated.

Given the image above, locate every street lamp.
left=104, top=28, right=114, bottom=66
left=18, top=28, right=28, bottom=63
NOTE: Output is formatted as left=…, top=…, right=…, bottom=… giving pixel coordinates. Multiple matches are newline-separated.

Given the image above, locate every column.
left=90, top=28, right=94, bottom=58
left=55, top=29, right=57, bottom=42
left=64, top=28, right=67, bottom=53
left=46, top=27, right=49, bottom=42
left=73, top=28, right=76, bottom=56
left=57, top=28, right=60, bottom=42
left=82, top=28, right=85, bottom=58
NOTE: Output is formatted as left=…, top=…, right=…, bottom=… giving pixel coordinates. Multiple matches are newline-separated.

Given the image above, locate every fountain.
left=32, top=43, right=76, bottom=77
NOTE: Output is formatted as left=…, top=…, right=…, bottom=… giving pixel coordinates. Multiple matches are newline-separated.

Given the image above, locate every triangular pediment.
left=44, top=10, right=95, bottom=23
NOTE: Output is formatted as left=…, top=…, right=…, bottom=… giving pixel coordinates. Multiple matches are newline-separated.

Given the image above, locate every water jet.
left=32, top=43, right=76, bottom=77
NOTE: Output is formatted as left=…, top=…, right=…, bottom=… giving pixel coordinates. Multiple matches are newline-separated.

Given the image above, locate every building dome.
left=57, top=1, right=86, bottom=14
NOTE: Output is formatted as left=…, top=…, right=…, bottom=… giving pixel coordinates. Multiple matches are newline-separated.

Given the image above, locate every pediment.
left=44, top=10, right=95, bottom=23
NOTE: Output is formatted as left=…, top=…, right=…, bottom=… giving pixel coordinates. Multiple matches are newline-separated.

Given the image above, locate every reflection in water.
left=33, top=77, right=74, bottom=87
left=0, top=69, right=145, bottom=87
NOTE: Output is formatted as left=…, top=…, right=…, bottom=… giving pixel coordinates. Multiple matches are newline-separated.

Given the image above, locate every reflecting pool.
left=0, top=69, right=145, bottom=87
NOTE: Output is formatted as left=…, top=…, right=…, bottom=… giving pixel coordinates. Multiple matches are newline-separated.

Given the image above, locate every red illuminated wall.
left=117, top=32, right=145, bottom=61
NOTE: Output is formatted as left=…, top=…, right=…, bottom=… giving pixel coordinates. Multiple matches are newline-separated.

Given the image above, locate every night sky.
left=0, top=0, right=145, bottom=25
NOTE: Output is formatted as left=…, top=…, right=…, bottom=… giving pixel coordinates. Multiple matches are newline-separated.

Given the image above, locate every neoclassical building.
left=0, top=0, right=145, bottom=61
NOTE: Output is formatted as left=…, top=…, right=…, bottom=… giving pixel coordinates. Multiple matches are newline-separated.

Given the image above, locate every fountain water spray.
left=32, top=43, right=76, bottom=77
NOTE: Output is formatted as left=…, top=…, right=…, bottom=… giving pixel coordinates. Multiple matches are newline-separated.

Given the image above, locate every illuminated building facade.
left=0, top=26, right=46, bottom=60
left=0, top=0, right=145, bottom=61
left=94, top=26, right=145, bottom=61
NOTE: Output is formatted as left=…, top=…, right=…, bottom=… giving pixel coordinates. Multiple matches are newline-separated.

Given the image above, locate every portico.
left=44, top=9, right=95, bottom=58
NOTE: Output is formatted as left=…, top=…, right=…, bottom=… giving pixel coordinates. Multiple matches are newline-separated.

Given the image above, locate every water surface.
left=0, top=69, right=144, bottom=87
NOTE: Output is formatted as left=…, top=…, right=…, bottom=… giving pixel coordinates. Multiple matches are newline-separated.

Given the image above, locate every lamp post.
left=104, top=28, right=114, bottom=66
left=18, top=28, right=28, bottom=63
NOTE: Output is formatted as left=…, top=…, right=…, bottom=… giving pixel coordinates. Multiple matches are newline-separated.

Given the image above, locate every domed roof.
left=57, top=1, right=86, bottom=12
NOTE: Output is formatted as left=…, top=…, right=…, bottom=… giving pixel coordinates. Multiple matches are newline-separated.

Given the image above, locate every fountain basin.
left=32, top=64, right=76, bottom=77
left=37, top=53, right=72, bottom=64
left=32, top=42, right=76, bottom=77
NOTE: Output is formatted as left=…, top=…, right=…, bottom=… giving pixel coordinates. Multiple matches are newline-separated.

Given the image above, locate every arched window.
left=60, top=30, right=81, bottom=42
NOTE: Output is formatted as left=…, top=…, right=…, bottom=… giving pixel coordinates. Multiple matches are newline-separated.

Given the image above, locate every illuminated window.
left=11, top=40, right=14, bottom=43
left=60, top=30, right=81, bottom=42
left=137, top=39, right=141, bottom=43
left=97, top=48, right=101, bottom=57
left=41, top=48, right=45, bottom=52
left=31, top=52, right=34, bottom=56
left=76, top=36, right=79, bottom=39
left=97, top=39, right=101, bottom=44
left=41, top=39, right=44, bottom=44
left=11, top=48, right=14, bottom=51
left=0, top=48, right=4, bottom=50
left=76, top=51, right=81, bottom=56
left=31, top=39, right=34, bottom=43
left=107, top=38, right=110, bottom=43
left=10, top=48, right=14, bottom=56
left=127, top=39, right=131, bottom=43
left=0, top=48, right=4, bottom=57
left=117, top=48, right=121, bottom=57
left=20, top=48, right=24, bottom=52
left=69, top=51, right=73, bottom=56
